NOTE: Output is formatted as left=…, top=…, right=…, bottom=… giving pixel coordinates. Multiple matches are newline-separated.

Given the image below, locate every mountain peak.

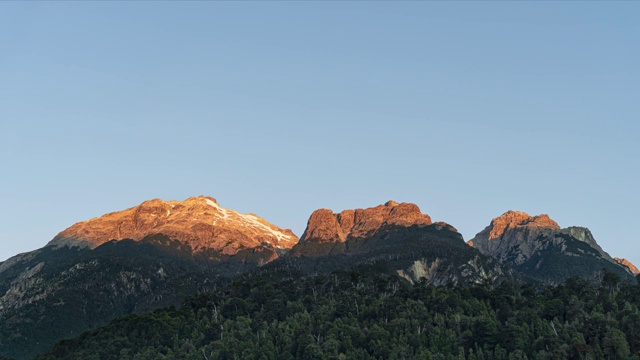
left=467, top=210, right=629, bottom=283
left=48, top=196, right=299, bottom=254
left=300, top=201, right=432, bottom=243
left=488, top=210, right=560, bottom=240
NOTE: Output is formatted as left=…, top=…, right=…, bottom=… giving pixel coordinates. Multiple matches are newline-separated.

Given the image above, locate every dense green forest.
left=39, top=266, right=640, bottom=360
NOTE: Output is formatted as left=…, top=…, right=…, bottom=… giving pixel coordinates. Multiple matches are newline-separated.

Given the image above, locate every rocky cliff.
left=468, top=210, right=631, bottom=284
left=284, top=201, right=512, bottom=287
left=48, top=196, right=298, bottom=254
left=299, top=200, right=432, bottom=243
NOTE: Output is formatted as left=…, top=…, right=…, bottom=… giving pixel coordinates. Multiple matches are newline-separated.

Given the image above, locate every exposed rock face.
left=486, top=211, right=560, bottom=240
left=397, top=258, right=445, bottom=285
left=562, top=226, right=613, bottom=262
left=0, top=262, right=47, bottom=313
left=299, top=201, right=432, bottom=243
left=467, top=210, right=634, bottom=284
left=396, top=255, right=506, bottom=286
left=48, top=196, right=298, bottom=254
left=468, top=210, right=613, bottom=265
left=468, top=211, right=560, bottom=265
left=282, top=210, right=514, bottom=287
left=615, top=258, right=640, bottom=275
left=287, top=201, right=512, bottom=286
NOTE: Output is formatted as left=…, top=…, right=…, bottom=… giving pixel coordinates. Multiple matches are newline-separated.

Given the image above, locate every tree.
left=602, top=328, right=630, bottom=360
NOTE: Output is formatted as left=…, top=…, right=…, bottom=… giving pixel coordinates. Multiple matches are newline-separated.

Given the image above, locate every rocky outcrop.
left=286, top=201, right=513, bottom=286
left=468, top=210, right=632, bottom=284
left=468, top=210, right=614, bottom=265
left=615, top=258, right=640, bottom=275
left=396, top=255, right=506, bottom=286
left=485, top=211, right=560, bottom=240
left=299, top=201, right=432, bottom=243
left=468, top=211, right=561, bottom=265
left=397, top=258, right=445, bottom=285
left=561, top=226, right=613, bottom=262
left=48, top=196, right=298, bottom=255
left=0, top=262, right=47, bottom=313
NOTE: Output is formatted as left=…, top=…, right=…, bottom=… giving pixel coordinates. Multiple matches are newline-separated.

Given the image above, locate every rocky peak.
left=469, top=210, right=617, bottom=270
left=48, top=196, right=299, bottom=255
left=488, top=210, right=560, bottom=240
left=300, top=201, right=432, bottom=243
left=615, top=258, right=640, bottom=275
left=469, top=210, right=572, bottom=264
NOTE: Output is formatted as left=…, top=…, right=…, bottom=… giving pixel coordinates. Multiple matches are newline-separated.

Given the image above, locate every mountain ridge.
left=48, top=196, right=298, bottom=254
left=1, top=197, right=638, bottom=359
left=299, top=200, right=432, bottom=244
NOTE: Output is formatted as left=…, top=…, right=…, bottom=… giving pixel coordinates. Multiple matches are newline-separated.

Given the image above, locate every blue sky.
left=1, top=2, right=638, bottom=265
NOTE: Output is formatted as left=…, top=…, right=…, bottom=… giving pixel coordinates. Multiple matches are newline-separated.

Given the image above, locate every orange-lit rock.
left=48, top=196, right=298, bottom=255
left=488, top=210, right=560, bottom=240
left=300, top=200, right=432, bottom=243
left=615, top=257, right=640, bottom=275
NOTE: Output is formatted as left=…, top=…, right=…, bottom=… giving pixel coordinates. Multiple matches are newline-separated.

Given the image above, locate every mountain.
left=283, top=201, right=515, bottom=286
left=298, top=200, right=432, bottom=244
left=615, top=257, right=640, bottom=275
left=0, top=196, right=297, bottom=360
left=29, top=202, right=640, bottom=360
left=48, top=195, right=298, bottom=254
left=468, top=210, right=634, bottom=284
left=3, top=197, right=636, bottom=358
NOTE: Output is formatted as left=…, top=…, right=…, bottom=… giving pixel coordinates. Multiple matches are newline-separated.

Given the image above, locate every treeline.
left=39, top=268, right=640, bottom=360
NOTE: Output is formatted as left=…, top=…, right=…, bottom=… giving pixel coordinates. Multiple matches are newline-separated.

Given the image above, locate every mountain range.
left=0, top=196, right=636, bottom=359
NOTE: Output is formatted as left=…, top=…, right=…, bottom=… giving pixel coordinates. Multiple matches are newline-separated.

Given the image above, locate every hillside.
left=38, top=266, right=640, bottom=360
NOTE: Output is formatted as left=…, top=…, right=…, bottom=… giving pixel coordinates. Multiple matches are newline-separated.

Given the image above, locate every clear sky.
left=1, top=2, right=638, bottom=265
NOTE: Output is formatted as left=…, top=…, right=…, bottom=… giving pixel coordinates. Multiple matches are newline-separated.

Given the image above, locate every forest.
left=38, top=265, right=640, bottom=360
